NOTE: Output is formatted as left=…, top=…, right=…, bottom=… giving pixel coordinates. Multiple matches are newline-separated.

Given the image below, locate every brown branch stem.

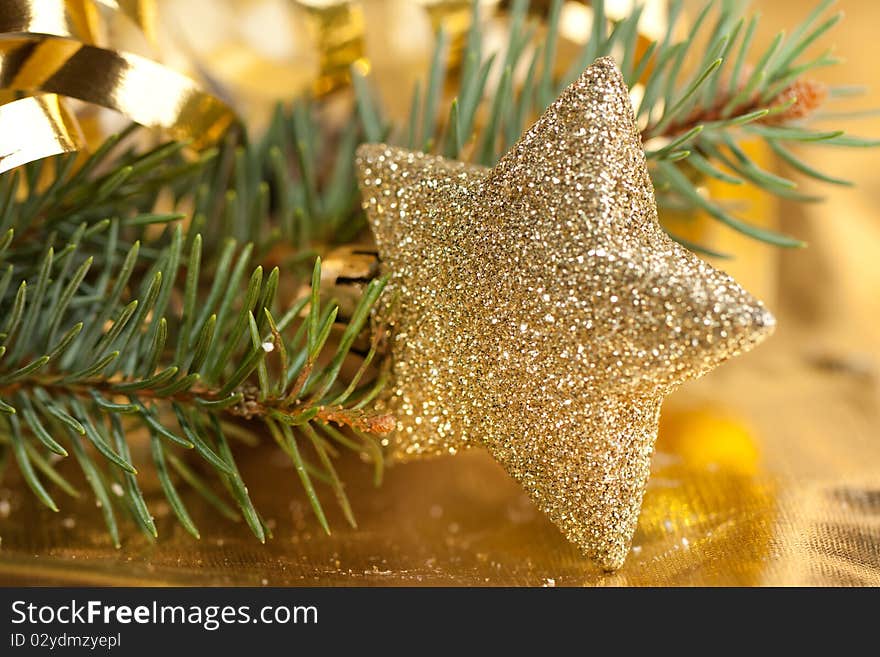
left=0, top=374, right=394, bottom=437
left=642, top=76, right=827, bottom=143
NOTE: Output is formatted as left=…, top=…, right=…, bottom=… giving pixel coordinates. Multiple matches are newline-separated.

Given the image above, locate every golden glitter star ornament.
left=355, top=57, right=775, bottom=570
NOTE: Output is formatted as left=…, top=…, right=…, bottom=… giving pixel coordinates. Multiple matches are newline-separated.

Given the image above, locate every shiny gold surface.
left=0, top=0, right=234, bottom=172
left=0, top=93, right=83, bottom=174
left=0, top=0, right=156, bottom=46
left=0, top=36, right=235, bottom=146
left=298, top=0, right=365, bottom=95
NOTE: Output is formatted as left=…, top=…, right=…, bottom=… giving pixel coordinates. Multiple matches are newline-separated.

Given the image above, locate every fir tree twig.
left=0, top=0, right=876, bottom=543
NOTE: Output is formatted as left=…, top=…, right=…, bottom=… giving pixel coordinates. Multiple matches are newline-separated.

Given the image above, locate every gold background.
left=0, top=0, right=879, bottom=586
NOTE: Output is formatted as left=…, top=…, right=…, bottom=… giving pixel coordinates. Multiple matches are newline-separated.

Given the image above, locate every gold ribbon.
left=0, top=93, right=84, bottom=174
left=0, top=0, right=156, bottom=46
left=0, top=0, right=235, bottom=173
left=0, top=36, right=235, bottom=146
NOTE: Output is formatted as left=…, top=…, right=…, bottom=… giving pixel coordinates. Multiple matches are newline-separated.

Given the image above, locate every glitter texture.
left=356, top=57, right=775, bottom=570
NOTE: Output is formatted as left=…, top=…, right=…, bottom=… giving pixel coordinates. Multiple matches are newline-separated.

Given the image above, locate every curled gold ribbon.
left=0, top=0, right=236, bottom=173
left=0, top=93, right=84, bottom=174
left=0, top=0, right=158, bottom=49
left=0, top=36, right=235, bottom=147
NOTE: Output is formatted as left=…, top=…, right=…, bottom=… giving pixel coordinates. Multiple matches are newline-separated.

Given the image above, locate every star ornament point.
left=356, top=57, right=775, bottom=570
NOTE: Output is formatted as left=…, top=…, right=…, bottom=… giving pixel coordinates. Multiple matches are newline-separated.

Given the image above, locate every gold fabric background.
left=1, top=331, right=877, bottom=586
left=0, top=0, right=879, bottom=586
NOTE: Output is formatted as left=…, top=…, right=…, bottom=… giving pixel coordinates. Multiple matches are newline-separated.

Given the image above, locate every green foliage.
left=0, top=167, right=387, bottom=541
left=352, top=0, right=876, bottom=254
left=0, top=0, right=875, bottom=544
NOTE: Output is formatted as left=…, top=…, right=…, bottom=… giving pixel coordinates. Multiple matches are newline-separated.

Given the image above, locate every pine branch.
left=0, top=216, right=389, bottom=543
left=352, top=0, right=876, bottom=253
left=0, top=110, right=389, bottom=541
left=0, top=0, right=876, bottom=544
